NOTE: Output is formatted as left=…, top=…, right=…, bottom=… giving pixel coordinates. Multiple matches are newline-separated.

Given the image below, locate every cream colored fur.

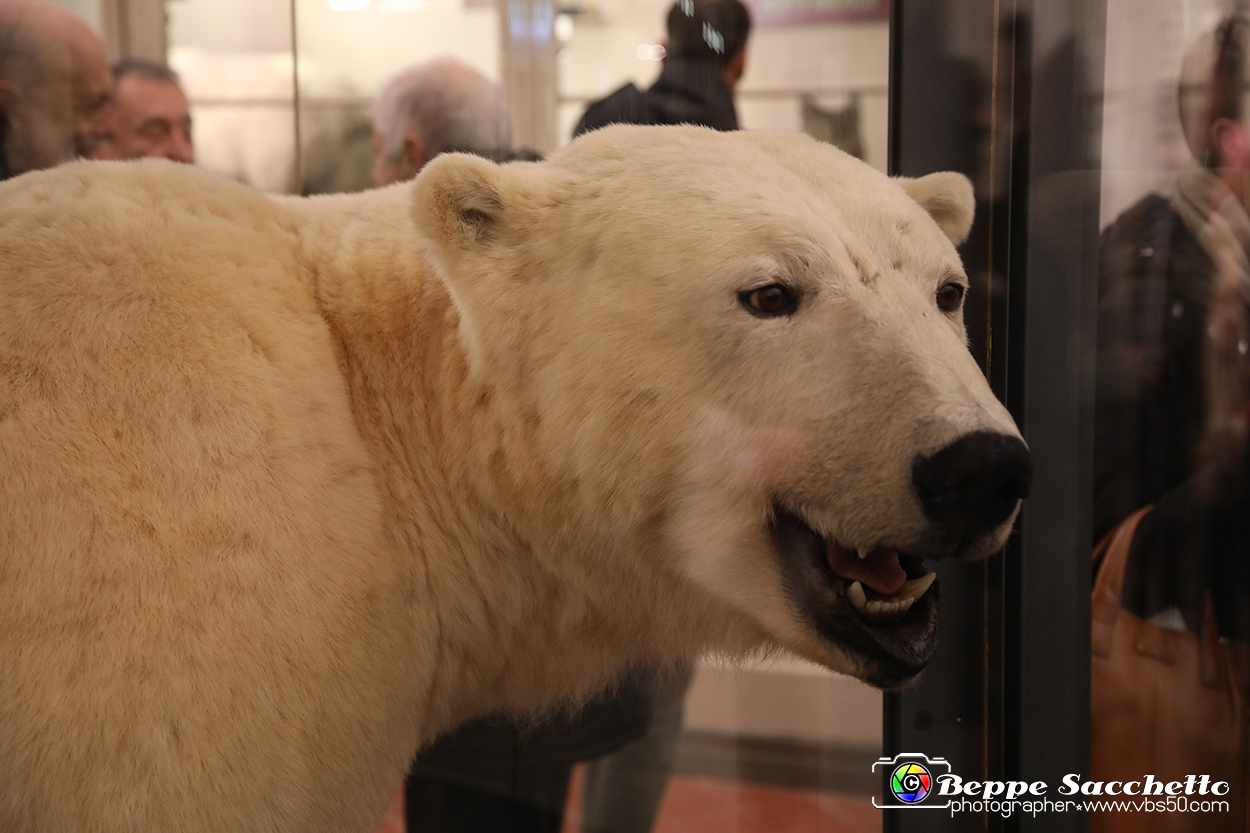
left=0, top=125, right=1018, bottom=832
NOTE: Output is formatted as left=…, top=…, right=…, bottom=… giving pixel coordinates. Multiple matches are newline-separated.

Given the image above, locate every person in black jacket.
left=573, top=0, right=751, bottom=138
left=1096, top=14, right=1250, bottom=643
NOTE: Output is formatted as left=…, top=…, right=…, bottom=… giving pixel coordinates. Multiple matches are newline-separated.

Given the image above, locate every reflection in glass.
left=167, top=0, right=500, bottom=193
left=1093, top=3, right=1250, bottom=829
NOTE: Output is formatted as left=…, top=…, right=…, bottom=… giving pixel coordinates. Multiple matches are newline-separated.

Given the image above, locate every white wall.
left=52, top=0, right=104, bottom=35
left=741, top=19, right=889, bottom=172
left=686, top=654, right=881, bottom=747
left=295, top=0, right=500, bottom=94
left=170, top=0, right=499, bottom=91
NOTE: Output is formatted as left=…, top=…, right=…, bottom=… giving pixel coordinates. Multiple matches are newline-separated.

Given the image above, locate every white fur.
left=0, top=126, right=1019, bottom=832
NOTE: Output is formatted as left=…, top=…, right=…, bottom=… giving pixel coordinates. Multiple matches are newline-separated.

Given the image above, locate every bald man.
left=0, top=0, right=112, bottom=180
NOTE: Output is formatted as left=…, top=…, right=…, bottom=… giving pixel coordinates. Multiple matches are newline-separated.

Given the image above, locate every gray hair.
left=373, top=57, right=510, bottom=161
left=113, top=58, right=183, bottom=87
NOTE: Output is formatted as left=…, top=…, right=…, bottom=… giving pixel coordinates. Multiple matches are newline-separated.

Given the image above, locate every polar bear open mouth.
left=769, top=506, right=940, bottom=688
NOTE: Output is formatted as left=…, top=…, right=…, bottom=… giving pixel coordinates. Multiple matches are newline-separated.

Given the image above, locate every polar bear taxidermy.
left=0, top=125, right=1030, bottom=832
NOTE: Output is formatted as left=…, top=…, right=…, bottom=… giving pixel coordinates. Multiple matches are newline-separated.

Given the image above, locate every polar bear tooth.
left=877, top=600, right=901, bottom=617
left=851, top=579, right=928, bottom=619
left=857, top=547, right=870, bottom=560
left=859, top=597, right=918, bottom=619
left=847, top=581, right=867, bottom=610
left=899, top=572, right=937, bottom=602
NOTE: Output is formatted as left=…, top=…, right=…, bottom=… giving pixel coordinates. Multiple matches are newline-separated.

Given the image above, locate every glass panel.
left=1092, top=0, right=1250, bottom=828
left=167, top=0, right=298, bottom=190
left=169, top=0, right=501, bottom=193
left=291, top=0, right=501, bottom=193
left=555, top=1, right=890, bottom=169
left=885, top=9, right=1019, bottom=829
left=625, top=654, right=883, bottom=832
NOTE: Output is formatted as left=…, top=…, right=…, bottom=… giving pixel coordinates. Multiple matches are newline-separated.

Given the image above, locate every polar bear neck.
left=292, top=190, right=757, bottom=733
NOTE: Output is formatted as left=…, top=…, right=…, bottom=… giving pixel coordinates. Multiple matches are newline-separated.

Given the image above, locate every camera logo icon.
left=872, top=753, right=952, bottom=809
left=891, top=761, right=932, bottom=803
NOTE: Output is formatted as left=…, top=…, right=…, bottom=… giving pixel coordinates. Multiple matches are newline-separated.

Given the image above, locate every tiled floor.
left=376, top=768, right=882, bottom=833
left=562, top=769, right=881, bottom=833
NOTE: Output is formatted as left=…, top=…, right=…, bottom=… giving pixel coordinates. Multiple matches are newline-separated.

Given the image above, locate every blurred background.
left=59, top=0, right=889, bottom=194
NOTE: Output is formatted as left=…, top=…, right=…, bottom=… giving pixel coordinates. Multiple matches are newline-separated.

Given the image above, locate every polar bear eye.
left=936, top=282, right=965, bottom=313
left=740, top=284, right=797, bottom=317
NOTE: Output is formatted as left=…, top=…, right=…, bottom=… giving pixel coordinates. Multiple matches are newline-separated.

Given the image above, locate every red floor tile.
left=564, top=770, right=881, bottom=833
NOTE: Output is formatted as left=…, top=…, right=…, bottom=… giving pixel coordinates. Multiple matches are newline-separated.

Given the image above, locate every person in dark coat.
left=1096, top=14, right=1250, bottom=643
left=573, top=0, right=751, bottom=138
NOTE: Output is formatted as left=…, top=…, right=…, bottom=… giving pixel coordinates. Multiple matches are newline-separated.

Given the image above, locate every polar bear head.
left=412, top=125, right=1030, bottom=690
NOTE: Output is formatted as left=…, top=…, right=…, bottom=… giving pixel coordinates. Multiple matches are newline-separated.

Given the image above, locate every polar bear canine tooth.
left=848, top=580, right=867, bottom=610
left=899, top=572, right=937, bottom=602
left=857, top=547, right=870, bottom=560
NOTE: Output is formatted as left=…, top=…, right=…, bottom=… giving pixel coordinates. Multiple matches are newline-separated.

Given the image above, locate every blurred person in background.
left=573, top=0, right=752, bottom=137
left=1090, top=16, right=1250, bottom=827
left=0, top=0, right=111, bottom=179
left=93, top=59, right=193, bottom=164
left=370, top=56, right=515, bottom=188
left=1096, top=13, right=1250, bottom=640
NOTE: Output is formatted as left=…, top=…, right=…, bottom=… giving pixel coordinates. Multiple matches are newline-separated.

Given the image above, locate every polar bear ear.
left=411, top=153, right=536, bottom=379
left=895, top=171, right=976, bottom=245
left=411, top=152, right=516, bottom=252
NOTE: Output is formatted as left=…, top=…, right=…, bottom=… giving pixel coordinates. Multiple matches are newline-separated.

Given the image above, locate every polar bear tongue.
left=827, top=542, right=907, bottom=596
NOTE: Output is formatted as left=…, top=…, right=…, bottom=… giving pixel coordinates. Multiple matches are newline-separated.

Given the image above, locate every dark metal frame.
left=885, top=1, right=1107, bottom=830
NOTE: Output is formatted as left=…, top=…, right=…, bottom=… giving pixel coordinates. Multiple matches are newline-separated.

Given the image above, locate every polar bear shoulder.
left=0, top=161, right=424, bottom=831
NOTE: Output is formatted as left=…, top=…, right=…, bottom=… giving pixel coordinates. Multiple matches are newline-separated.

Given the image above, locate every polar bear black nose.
left=912, top=431, right=1032, bottom=543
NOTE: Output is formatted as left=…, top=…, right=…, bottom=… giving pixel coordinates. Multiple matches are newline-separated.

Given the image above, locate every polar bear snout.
left=911, top=431, right=1032, bottom=554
